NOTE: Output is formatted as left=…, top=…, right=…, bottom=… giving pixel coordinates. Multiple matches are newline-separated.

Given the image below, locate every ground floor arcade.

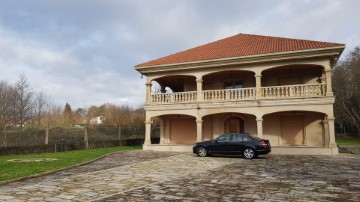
left=143, top=102, right=338, bottom=155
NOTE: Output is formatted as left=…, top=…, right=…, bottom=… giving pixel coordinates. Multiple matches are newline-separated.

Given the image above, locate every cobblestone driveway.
left=0, top=150, right=359, bottom=201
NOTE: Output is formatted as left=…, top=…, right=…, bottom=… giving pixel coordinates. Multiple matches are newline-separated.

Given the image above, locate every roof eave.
left=135, top=45, right=345, bottom=74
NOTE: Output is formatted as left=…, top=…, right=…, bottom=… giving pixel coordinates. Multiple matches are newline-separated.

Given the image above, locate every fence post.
left=45, top=125, right=49, bottom=145
left=84, top=125, right=89, bottom=149
left=118, top=126, right=122, bottom=146
left=3, top=126, right=6, bottom=147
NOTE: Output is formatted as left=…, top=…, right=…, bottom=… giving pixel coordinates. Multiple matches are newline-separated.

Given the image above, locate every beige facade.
left=136, top=39, right=344, bottom=155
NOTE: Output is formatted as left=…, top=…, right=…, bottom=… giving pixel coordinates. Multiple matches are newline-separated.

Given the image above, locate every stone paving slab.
left=0, top=151, right=359, bottom=201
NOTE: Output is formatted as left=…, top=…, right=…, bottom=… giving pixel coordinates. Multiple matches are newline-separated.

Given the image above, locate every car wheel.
left=243, top=148, right=256, bottom=159
left=197, top=146, right=208, bottom=157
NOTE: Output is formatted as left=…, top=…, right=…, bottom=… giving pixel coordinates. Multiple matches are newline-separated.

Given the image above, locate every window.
left=225, top=81, right=243, bottom=89
left=217, top=134, right=231, bottom=142
left=230, top=134, right=250, bottom=142
left=230, top=134, right=243, bottom=141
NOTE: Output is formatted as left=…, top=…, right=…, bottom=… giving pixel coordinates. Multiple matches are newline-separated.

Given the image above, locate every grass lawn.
left=336, top=139, right=360, bottom=146
left=0, top=146, right=141, bottom=182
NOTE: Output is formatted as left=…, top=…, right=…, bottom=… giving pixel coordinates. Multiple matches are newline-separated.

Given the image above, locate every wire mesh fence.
left=0, top=125, right=158, bottom=155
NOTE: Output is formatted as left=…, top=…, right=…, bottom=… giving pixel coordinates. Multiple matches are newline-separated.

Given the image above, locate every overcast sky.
left=0, top=0, right=359, bottom=109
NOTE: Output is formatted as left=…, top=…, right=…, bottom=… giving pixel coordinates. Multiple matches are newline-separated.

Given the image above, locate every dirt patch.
left=7, top=158, right=58, bottom=162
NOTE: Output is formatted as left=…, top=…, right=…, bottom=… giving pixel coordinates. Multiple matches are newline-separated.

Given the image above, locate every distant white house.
left=90, top=116, right=105, bottom=124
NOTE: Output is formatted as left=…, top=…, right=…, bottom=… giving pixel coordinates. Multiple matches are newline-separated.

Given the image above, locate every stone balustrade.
left=261, top=83, right=326, bottom=98
left=150, top=83, right=326, bottom=104
left=203, top=88, right=256, bottom=101
left=151, top=91, right=197, bottom=104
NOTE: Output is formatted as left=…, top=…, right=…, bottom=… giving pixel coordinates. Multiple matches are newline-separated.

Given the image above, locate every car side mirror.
left=212, top=139, right=218, bottom=143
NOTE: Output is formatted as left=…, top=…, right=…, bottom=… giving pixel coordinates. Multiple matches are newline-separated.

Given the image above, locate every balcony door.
left=225, top=117, right=244, bottom=133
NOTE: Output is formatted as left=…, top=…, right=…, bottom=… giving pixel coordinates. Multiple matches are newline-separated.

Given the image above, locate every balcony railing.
left=203, top=88, right=256, bottom=101
left=151, top=91, right=197, bottom=104
left=150, top=83, right=326, bottom=104
left=261, top=83, right=326, bottom=98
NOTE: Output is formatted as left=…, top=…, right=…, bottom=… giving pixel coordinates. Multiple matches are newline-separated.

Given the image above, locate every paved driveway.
left=0, top=150, right=359, bottom=201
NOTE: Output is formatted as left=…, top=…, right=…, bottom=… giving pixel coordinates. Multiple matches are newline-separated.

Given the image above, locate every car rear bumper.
left=256, top=148, right=271, bottom=155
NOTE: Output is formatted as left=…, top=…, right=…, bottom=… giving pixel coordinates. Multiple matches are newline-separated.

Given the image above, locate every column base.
left=329, top=143, right=337, bottom=147
left=144, top=141, right=151, bottom=145
left=326, top=92, right=334, bottom=96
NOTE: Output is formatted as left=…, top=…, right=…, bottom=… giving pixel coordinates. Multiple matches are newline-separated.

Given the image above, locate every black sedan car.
left=193, top=133, right=271, bottom=159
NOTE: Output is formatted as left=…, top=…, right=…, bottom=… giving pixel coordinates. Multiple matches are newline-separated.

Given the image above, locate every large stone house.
left=135, top=33, right=345, bottom=155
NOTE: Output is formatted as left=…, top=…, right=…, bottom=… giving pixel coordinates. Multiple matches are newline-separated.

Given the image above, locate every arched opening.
left=261, top=65, right=325, bottom=98
left=262, top=64, right=323, bottom=87
left=157, top=114, right=196, bottom=144
left=262, top=111, right=326, bottom=146
left=153, top=75, right=196, bottom=93
left=202, top=112, right=256, bottom=140
left=203, top=70, right=255, bottom=90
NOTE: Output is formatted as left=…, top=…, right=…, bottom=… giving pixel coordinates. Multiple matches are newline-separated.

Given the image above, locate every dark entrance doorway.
left=225, top=117, right=244, bottom=133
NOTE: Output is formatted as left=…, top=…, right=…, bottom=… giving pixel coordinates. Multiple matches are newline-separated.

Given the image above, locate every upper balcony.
left=151, top=83, right=326, bottom=104
left=146, top=64, right=332, bottom=105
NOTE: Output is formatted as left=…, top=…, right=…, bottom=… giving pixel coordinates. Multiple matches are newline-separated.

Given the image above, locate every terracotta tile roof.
left=136, top=33, right=344, bottom=67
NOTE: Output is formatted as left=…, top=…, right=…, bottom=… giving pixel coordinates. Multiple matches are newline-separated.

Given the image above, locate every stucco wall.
left=169, top=117, right=196, bottom=144
left=263, top=112, right=325, bottom=146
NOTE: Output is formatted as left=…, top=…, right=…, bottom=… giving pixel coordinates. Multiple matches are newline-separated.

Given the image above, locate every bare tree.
left=333, top=46, right=360, bottom=133
left=32, top=92, right=48, bottom=127
left=104, top=104, right=131, bottom=128
left=132, top=106, right=145, bottom=138
left=14, top=73, right=33, bottom=128
left=0, top=82, right=15, bottom=128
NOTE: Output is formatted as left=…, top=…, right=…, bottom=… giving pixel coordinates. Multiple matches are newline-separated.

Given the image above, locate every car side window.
left=231, top=134, right=243, bottom=142
left=217, top=134, right=231, bottom=142
left=242, top=136, right=250, bottom=141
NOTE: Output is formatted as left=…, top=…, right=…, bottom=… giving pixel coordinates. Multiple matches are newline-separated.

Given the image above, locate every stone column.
left=323, top=119, right=329, bottom=147
left=327, top=117, right=336, bottom=147
left=196, top=119, right=203, bottom=142
left=165, top=119, right=171, bottom=144
left=159, top=120, right=165, bottom=144
left=325, top=69, right=333, bottom=96
left=256, top=119, right=263, bottom=138
left=145, top=82, right=152, bottom=104
left=196, top=78, right=203, bottom=102
left=255, top=74, right=262, bottom=99
left=144, top=120, right=152, bottom=145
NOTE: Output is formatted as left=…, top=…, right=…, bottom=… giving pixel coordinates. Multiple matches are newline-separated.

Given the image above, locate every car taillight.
left=260, top=141, right=268, bottom=147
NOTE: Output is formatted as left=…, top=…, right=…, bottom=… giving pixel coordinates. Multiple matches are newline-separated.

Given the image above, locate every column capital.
left=196, top=119, right=203, bottom=123
left=196, top=78, right=203, bottom=83
left=255, top=74, right=262, bottom=78
left=256, top=119, right=263, bottom=122
left=327, top=117, right=335, bottom=121
left=145, top=83, right=152, bottom=86
left=145, top=120, right=152, bottom=124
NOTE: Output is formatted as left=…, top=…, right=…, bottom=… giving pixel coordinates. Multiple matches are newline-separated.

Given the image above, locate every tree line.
left=333, top=46, right=360, bottom=135
left=0, top=73, right=49, bottom=129
left=0, top=74, right=145, bottom=132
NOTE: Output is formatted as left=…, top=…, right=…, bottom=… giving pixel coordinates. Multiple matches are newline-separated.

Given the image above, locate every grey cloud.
left=0, top=0, right=359, bottom=108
